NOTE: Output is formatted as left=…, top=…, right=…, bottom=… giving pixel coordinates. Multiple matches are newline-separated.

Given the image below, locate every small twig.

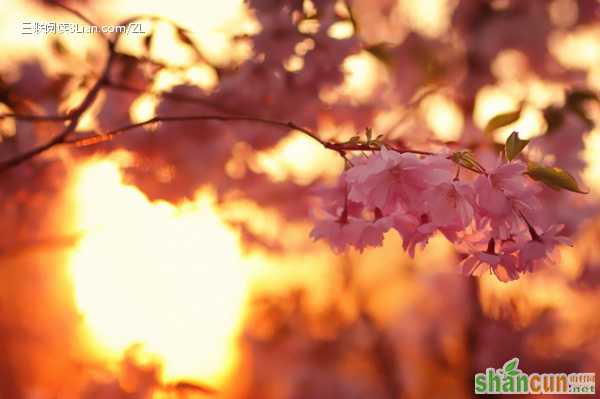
left=67, top=114, right=327, bottom=147
left=0, top=48, right=115, bottom=173
left=65, top=114, right=439, bottom=162
left=328, top=142, right=435, bottom=156
left=0, top=2, right=121, bottom=173
left=518, top=210, right=540, bottom=241
left=0, top=113, right=69, bottom=122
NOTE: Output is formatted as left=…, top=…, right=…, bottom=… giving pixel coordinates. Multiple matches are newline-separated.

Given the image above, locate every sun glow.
left=68, top=159, right=250, bottom=387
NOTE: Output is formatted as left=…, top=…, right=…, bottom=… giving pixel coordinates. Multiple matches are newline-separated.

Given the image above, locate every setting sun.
left=68, top=159, right=250, bottom=387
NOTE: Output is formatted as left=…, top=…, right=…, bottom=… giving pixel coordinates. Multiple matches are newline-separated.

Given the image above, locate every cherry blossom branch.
left=0, top=2, right=444, bottom=174
left=64, top=113, right=442, bottom=164
left=66, top=114, right=327, bottom=147
left=0, top=3, right=561, bottom=187
left=0, top=113, right=69, bottom=122
left=0, top=107, right=442, bottom=172
left=335, top=143, right=435, bottom=156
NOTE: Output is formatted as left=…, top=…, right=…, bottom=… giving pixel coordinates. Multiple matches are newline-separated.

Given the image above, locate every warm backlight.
left=68, top=159, right=249, bottom=386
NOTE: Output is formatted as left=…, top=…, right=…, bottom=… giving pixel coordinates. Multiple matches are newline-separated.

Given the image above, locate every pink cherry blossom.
left=489, top=161, right=540, bottom=200
left=518, top=224, right=572, bottom=272
left=310, top=211, right=392, bottom=253
left=474, top=159, right=541, bottom=239
left=344, top=147, right=453, bottom=213
left=461, top=248, right=520, bottom=282
left=311, top=142, right=579, bottom=282
left=385, top=210, right=431, bottom=257
left=423, top=180, right=475, bottom=239
left=313, top=178, right=363, bottom=217
left=400, top=215, right=438, bottom=257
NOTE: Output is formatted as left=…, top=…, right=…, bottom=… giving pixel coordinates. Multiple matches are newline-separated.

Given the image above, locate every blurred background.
left=1, top=0, right=600, bottom=398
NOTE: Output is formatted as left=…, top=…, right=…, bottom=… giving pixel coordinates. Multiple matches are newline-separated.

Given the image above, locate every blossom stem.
left=486, top=238, right=496, bottom=254
left=518, top=211, right=540, bottom=241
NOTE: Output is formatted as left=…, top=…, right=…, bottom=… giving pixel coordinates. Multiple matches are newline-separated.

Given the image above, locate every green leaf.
left=485, top=109, right=521, bottom=134
left=507, top=370, right=519, bottom=377
left=505, top=131, right=529, bottom=161
left=503, top=358, right=519, bottom=373
left=526, top=162, right=588, bottom=194
left=450, top=151, right=486, bottom=174
left=341, top=136, right=361, bottom=146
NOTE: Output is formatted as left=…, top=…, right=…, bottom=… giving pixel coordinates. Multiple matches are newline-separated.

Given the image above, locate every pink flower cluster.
left=310, top=147, right=571, bottom=282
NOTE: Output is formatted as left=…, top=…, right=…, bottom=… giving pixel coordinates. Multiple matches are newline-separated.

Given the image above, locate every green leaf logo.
left=504, top=131, right=529, bottom=161
left=503, top=358, right=520, bottom=377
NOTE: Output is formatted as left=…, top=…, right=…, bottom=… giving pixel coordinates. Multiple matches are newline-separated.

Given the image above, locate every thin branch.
left=0, top=49, right=115, bottom=172
left=67, top=114, right=327, bottom=148
left=66, top=114, right=437, bottom=160
left=336, top=143, right=435, bottom=156
left=0, top=2, right=118, bottom=173
left=0, top=113, right=69, bottom=122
